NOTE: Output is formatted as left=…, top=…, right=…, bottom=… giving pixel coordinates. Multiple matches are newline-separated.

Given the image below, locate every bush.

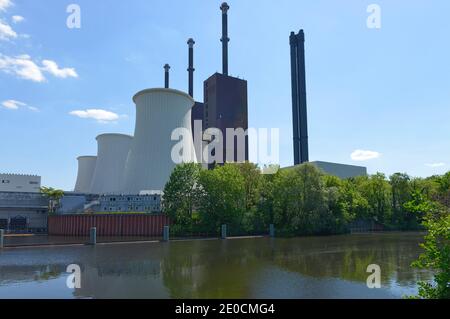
left=412, top=208, right=450, bottom=299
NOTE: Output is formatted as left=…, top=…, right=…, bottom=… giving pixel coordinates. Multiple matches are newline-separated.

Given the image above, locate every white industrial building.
left=0, top=174, right=47, bottom=232
left=74, top=156, right=97, bottom=193
left=0, top=174, right=41, bottom=193
left=122, top=88, right=197, bottom=194
left=0, top=192, right=48, bottom=232
left=90, top=133, right=133, bottom=194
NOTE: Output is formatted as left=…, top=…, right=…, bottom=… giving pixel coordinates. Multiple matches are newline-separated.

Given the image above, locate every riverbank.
left=1, top=231, right=424, bottom=249
left=1, top=234, right=267, bottom=249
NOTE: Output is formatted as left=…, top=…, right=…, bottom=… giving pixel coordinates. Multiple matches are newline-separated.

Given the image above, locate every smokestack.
left=296, top=30, right=309, bottom=164
left=290, top=30, right=309, bottom=165
left=164, top=64, right=170, bottom=88
left=290, top=32, right=300, bottom=166
left=220, top=2, right=230, bottom=76
left=187, top=38, right=195, bottom=97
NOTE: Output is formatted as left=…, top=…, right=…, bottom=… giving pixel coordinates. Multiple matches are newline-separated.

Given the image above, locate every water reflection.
left=0, top=233, right=432, bottom=299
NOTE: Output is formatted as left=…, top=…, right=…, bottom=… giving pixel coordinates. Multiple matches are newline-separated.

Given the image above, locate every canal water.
left=0, top=233, right=432, bottom=299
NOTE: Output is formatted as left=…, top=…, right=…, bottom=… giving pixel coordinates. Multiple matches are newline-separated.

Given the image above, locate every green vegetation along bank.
left=163, top=162, right=449, bottom=236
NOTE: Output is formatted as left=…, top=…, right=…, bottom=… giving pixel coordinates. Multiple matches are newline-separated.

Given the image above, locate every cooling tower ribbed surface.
left=90, top=133, right=133, bottom=194
left=74, top=156, right=97, bottom=193
left=122, top=88, right=197, bottom=193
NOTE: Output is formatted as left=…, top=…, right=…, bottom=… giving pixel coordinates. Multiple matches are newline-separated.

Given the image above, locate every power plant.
left=71, top=2, right=366, bottom=198
left=73, top=2, right=250, bottom=195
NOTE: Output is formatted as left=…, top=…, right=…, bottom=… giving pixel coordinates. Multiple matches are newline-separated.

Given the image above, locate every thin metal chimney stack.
left=187, top=38, right=195, bottom=97
left=290, top=30, right=309, bottom=165
left=220, top=2, right=230, bottom=76
left=164, top=64, right=170, bottom=88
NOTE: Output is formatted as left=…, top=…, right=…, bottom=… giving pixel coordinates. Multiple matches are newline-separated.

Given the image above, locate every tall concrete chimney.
left=290, top=30, right=309, bottom=165
left=187, top=38, right=195, bottom=97
left=164, top=64, right=170, bottom=88
left=220, top=2, right=230, bottom=76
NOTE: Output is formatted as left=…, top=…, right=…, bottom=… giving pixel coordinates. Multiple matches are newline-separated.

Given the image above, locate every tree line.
left=162, top=162, right=450, bottom=237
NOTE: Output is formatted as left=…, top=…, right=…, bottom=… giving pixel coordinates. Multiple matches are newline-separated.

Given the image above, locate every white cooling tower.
left=122, top=88, right=197, bottom=193
left=74, top=156, right=97, bottom=193
left=90, top=133, right=133, bottom=194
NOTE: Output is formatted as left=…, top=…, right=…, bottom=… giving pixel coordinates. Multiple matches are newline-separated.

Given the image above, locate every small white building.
left=0, top=174, right=41, bottom=193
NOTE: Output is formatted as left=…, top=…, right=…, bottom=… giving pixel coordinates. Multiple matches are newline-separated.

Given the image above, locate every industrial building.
left=0, top=191, right=48, bottom=233
left=0, top=174, right=47, bottom=232
left=0, top=173, right=41, bottom=193
left=99, top=193, right=162, bottom=213
left=284, top=161, right=367, bottom=179
left=57, top=192, right=100, bottom=215
left=203, top=3, right=249, bottom=166
left=203, top=73, right=248, bottom=165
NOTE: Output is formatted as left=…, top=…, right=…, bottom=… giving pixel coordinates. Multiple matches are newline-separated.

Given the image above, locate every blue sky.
left=1, top=0, right=449, bottom=190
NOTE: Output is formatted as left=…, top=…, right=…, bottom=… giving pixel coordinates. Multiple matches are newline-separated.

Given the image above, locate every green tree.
left=412, top=205, right=450, bottom=299
left=338, top=179, right=369, bottom=222
left=163, top=163, right=202, bottom=227
left=390, top=173, right=416, bottom=229
left=435, top=172, right=450, bottom=207
left=273, top=164, right=332, bottom=235
left=257, top=172, right=277, bottom=229
left=357, top=173, right=392, bottom=224
left=198, top=164, right=245, bottom=234
left=40, top=187, right=65, bottom=214
left=236, top=162, right=261, bottom=212
left=236, top=162, right=263, bottom=233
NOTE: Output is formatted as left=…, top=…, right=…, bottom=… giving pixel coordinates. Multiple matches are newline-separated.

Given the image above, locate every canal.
left=0, top=232, right=432, bottom=299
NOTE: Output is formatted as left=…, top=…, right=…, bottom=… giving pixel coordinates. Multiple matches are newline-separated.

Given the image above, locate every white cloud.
left=425, top=163, right=445, bottom=168
left=69, top=109, right=120, bottom=123
left=0, top=19, right=17, bottom=40
left=0, top=54, right=78, bottom=82
left=27, top=106, right=39, bottom=112
left=12, top=15, right=24, bottom=24
left=2, top=99, right=25, bottom=109
left=351, top=149, right=381, bottom=161
left=0, top=54, right=45, bottom=82
left=0, top=0, right=12, bottom=11
left=1, top=99, right=38, bottom=111
left=42, top=59, right=78, bottom=78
